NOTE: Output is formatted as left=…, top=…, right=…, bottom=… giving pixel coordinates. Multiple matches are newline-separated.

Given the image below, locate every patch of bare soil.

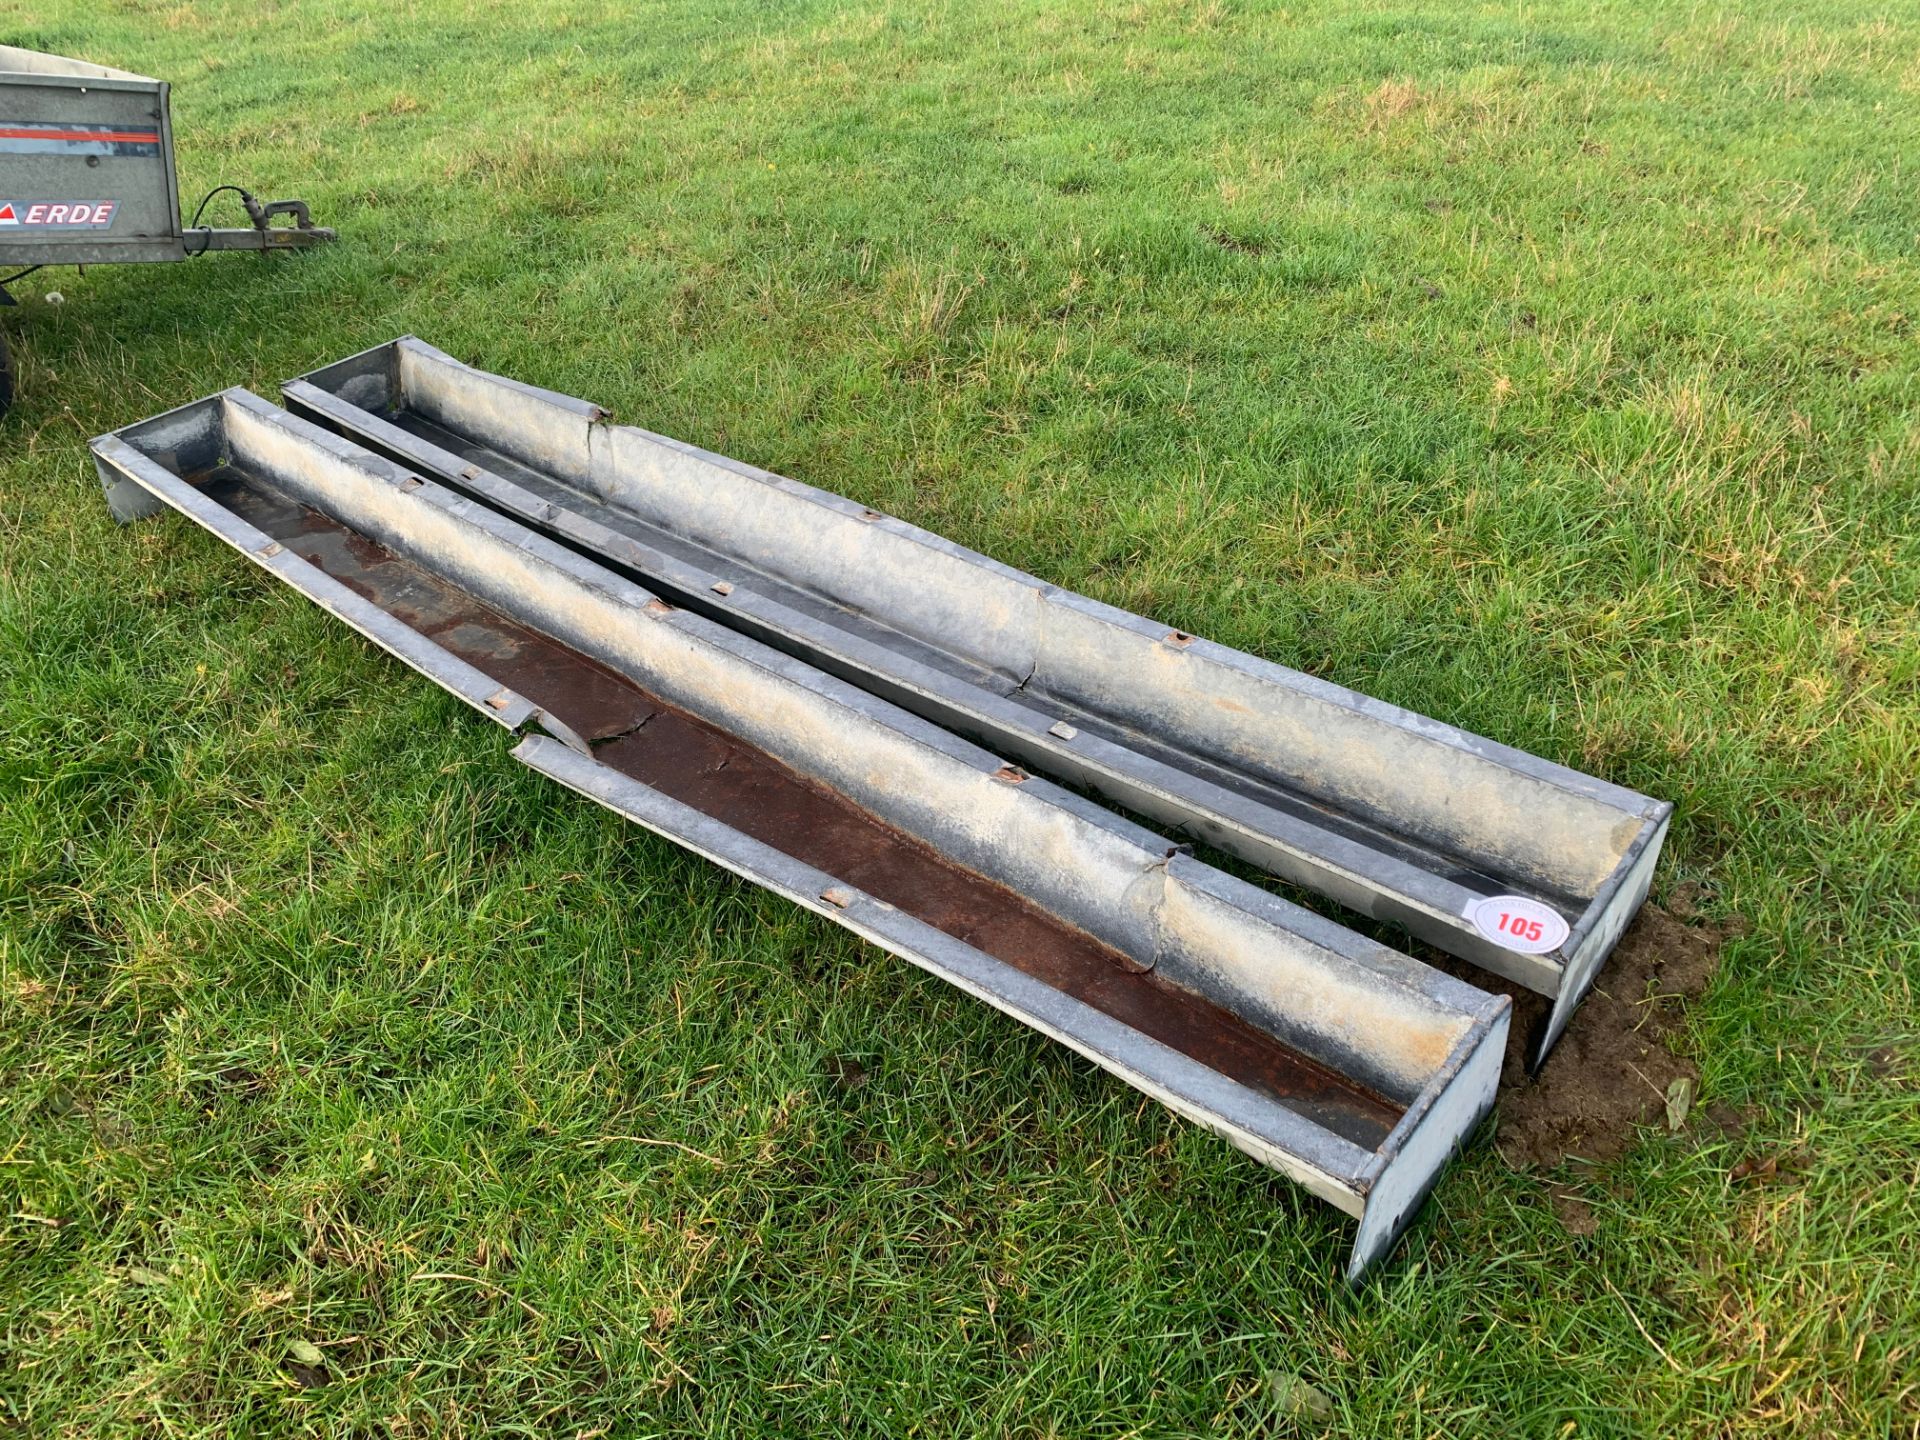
left=1470, top=905, right=1728, bottom=1171
left=1546, top=1187, right=1600, bottom=1236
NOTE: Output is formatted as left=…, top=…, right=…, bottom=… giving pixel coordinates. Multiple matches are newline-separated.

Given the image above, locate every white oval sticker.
left=1467, top=895, right=1570, bottom=955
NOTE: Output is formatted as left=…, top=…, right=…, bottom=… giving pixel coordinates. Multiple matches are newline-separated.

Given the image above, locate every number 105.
left=1497, top=912, right=1545, bottom=943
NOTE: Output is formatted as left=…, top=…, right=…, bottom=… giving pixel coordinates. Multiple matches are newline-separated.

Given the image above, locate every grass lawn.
left=3, top=0, right=1916, bottom=1433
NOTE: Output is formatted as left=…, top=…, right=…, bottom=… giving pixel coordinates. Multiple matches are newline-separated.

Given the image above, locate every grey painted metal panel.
left=285, top=338, right=1672, bottom=1062
left=0, top=49, right=183, bottom=267
left=0, top=46, right=330, bottom=269
left=94, top=389, right=1510, bottom=1280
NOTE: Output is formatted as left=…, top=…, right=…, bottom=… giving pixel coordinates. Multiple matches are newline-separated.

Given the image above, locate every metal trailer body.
left=0, top=46, right=331, bottom=267
left=94, top=389, right=1511, bottom=1282
left=285, top=338, right=1671, bottom=1064
left=0, top=46, right=179, bottom=267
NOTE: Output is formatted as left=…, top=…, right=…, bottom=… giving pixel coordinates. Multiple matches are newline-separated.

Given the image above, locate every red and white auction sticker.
left=1467, top=895, right=1569, bottom=955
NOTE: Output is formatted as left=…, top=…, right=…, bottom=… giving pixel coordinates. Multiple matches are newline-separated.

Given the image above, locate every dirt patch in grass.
left=1204, top=226, right=1268, bottom=255
left=1546, top=1186, right=1600, bottom=1236
left=1477, top=905, right=1728, bottom=1170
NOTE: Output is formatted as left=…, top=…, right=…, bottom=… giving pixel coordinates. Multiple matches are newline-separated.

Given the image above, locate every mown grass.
left=2, top=0, right=1916, bottom=1434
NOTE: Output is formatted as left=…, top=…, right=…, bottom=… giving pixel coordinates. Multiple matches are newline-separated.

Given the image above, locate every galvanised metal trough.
left=283, top=338, right=1670, bottom=1063
left=95, top=388, right=1510, bottom=1282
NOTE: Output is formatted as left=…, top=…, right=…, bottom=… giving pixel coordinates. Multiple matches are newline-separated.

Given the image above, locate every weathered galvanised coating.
left=95, top=389, right=1511, bottom=1282
left=285, top=338, right=1670, bottom=1062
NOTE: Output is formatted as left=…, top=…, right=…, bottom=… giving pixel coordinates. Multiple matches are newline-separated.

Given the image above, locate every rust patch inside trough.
left=196, top=467, right=1406, bottom=1149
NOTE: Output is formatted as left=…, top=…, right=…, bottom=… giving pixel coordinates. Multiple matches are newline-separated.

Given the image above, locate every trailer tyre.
left=0, top=328, right=12, bottom=424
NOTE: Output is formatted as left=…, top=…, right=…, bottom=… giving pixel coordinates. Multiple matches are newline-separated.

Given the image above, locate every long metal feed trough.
left=284, top=338, right=1670, bottom=1062
left=95, top=389, right=1510, bottom=1281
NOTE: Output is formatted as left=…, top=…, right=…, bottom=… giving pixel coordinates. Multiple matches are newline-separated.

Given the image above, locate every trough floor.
left=194, top=465, right=1407, bottom=1151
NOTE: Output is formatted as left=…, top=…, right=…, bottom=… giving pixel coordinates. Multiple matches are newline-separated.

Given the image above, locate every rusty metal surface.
left=185, top=222, right=334, bottom=254
left=94, top=389, right=1512, bottom=1279
left=211, top=459, right=1404, bottom=1150
left=198, top=468, right=647, bottom=742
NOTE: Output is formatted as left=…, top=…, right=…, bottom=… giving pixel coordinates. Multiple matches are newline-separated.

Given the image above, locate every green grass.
left=2, top=0, right=1916, bottom=1433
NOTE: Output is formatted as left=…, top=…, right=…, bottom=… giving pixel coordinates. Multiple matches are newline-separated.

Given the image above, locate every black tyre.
left=0, top=327, right=12, bottom=424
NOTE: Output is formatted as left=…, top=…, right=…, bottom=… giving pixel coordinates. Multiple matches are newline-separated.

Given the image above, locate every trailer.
left=0, top=44, right=332, bottom=420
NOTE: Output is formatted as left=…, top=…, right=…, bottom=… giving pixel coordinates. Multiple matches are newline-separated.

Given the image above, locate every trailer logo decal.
left=0, top=122, right=162, bottom=158
left=0, top=201, right=119, bottom=228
